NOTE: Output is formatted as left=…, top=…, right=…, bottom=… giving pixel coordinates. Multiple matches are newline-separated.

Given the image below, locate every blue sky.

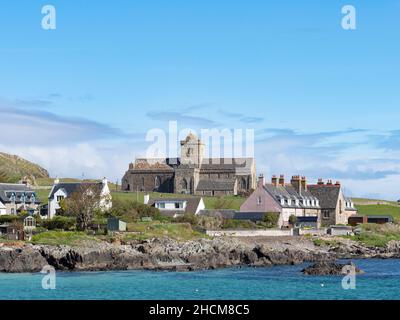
left=0, top=0, right=399, bottom=199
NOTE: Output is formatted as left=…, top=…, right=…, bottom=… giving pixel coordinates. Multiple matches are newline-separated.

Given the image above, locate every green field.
left=111, top=191, right=246, bottom=210
left=31, top=231, right=101, bottom=246
left=355, top=204, right=400, bottom=222
left=124, top=221, right=206, bottom=241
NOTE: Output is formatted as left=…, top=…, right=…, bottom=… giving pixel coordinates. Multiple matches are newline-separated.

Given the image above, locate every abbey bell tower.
left=180, top=133, right=205, bottom=166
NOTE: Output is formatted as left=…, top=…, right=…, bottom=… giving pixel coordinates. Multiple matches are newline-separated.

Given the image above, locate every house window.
left=10, top=194, right=16, bottom=203
left=323, top=210, right=330, bottom=219
left=257, top=196, right=262, bottom=205
left=11, top=208, right=15, bottom=215
left=57, top=195, right=64, bottom=202
left=157, top=203, right=165, bottom=209
left=175, top=202, right=183, bottom=209
left=142, top=177, right=145, bottom=186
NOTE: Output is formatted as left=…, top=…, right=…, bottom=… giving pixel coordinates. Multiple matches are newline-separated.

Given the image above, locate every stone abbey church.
left=122, top=133, right=256, bottom=196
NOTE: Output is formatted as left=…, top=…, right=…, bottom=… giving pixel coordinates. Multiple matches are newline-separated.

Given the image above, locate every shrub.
left=197, top=216, right=223, bottom=230
left=41, top=216, right=76, bottom=231
left=263, top=212, right=280, bottom=228
left=109, top=199, right=161, bottom=221
left=289, top=215, right=297, bottom=226
left=175, top=214, right=199, bottom=225
left=222, top=219, right=256, bottom=229
left=0, top=215, right=21, bottom=224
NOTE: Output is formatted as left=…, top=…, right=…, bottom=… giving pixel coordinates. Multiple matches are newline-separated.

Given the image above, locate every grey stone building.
left=122, top=133, right=256, bottom=196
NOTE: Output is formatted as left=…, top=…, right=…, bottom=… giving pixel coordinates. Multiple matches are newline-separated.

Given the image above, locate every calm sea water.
left=1, top=259, right=400, bottom=300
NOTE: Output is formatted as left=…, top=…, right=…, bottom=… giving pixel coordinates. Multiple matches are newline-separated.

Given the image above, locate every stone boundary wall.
left=206, top=229, right=293, bottom=237
left=298, top=228, right=327, bottom=236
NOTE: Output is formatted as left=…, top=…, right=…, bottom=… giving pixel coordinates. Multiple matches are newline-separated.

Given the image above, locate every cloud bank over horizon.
left=1, top=103, right=399, bottom=201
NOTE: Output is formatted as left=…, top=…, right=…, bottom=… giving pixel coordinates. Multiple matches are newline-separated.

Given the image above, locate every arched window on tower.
left=155, top=176, right=161, bottom=189
left=241, top=177, right=247, bottom=190
left=181, top=179, right=188, bottom=193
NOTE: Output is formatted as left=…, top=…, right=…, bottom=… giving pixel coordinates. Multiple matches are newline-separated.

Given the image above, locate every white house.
left=0, top=201, right=6, bottom=215
left=47, top=178, right=112, bottom=218
left=145, top=195, right=205, bottom=218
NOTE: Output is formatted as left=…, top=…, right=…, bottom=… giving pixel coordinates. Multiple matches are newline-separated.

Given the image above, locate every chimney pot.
left=258, top=174, right=265, bottom=187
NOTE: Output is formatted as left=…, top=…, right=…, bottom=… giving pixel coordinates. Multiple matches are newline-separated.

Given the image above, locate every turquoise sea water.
left=1, top=259, right=400, bottom=300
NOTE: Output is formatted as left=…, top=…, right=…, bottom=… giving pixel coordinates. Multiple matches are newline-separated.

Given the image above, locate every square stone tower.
left=180, top=133, right=205, bottom=166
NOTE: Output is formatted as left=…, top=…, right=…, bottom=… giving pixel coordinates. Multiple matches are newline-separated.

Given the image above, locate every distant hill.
left=0, top=152, right=49, bottom=184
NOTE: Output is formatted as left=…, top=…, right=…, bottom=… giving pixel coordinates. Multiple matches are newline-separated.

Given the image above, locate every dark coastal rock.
left=302, top=261, right=364, bottom=275
left=0, top=245, right=48, bottom=273
left=1, top=236, right=398, bottom=273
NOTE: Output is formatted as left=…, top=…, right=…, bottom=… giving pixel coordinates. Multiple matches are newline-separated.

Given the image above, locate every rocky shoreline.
left=1, top=236, right=400, bottom=273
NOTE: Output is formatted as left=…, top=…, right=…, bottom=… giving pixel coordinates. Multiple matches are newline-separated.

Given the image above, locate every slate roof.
left=198, top=209, right=267, bottom=221
left=196, top=179, right=236, bottom=191
left=308, top=185, right=341, bottom=209
left=132, top=159, right=174, bottom=171
left=263, top=184, right=320, bottom=209
left=49, top=182, right=103, bottom=200
left=0, top=183, right=40, bottom=204
left=148, top=197, right=202, bottom=216
left=200, top=158, right=254, bottom=171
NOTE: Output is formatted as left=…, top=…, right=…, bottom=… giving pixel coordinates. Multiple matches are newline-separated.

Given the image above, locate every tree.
left=64, top=184, right=102, bottom=231
left=263, top=212, right=280, bottom=228
left=289, top=215, right=297, bottom=226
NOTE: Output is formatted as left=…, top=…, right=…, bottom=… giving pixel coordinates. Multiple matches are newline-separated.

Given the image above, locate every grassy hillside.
left=111, top=191, right=246, bottom=210
left=355, top=204, right=400, bottom=222
left=0, top=152, right=49, bottom=184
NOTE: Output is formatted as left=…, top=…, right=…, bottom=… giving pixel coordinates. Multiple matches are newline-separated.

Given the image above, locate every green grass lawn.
left=123, top=221, right=206, bottom=241
left=355, top=204, right=400, bottom=222
left=349, top=223, right=400, bottom=247
left=31, top=231, right=101, bottom=246
left=352, top=197, right=398, bottom=205
left=111, top=191, right=246, bottom=210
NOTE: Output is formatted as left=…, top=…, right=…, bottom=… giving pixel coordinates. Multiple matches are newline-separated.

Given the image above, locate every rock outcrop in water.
left=0, top=237, right=330, bottom=273
left=302, top=261, right=364, bottom=275
left=1, top=237, right=400, bottom=273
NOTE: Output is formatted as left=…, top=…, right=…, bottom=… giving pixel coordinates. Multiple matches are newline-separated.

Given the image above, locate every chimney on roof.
left=301, top=176, right=307, bottom=192
left=258, top=174, right=265, bottom=188
left=317, top=178, right=324, bottom=185
left=290, top=175, right=301, bottom=194
left=54, top=177, right=60, bottom=185
left=279, top=175, right=285, bottom=186
left=271, top=175, right=278, bottom=186
left=335, top=181, right=341, bottom=186
left=144, top=194, right=150, bottom=205
left=327, top=180, right=333, bottom=185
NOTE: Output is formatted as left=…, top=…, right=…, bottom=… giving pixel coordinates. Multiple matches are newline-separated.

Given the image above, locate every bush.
left=289, top=215, right=297, bottom=225
left=175, top=214, right=199, bottom=225
left=0, top=215, right=20, bottom=224
left=197, top=216, right=223, bottom=230
left=109, top=199, right=161, bottom=222
left=41, top=216, right=76, bottom=231
left=263, top=212, right=280, bottom=228
left=222, top=219, right=257, bottom=229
